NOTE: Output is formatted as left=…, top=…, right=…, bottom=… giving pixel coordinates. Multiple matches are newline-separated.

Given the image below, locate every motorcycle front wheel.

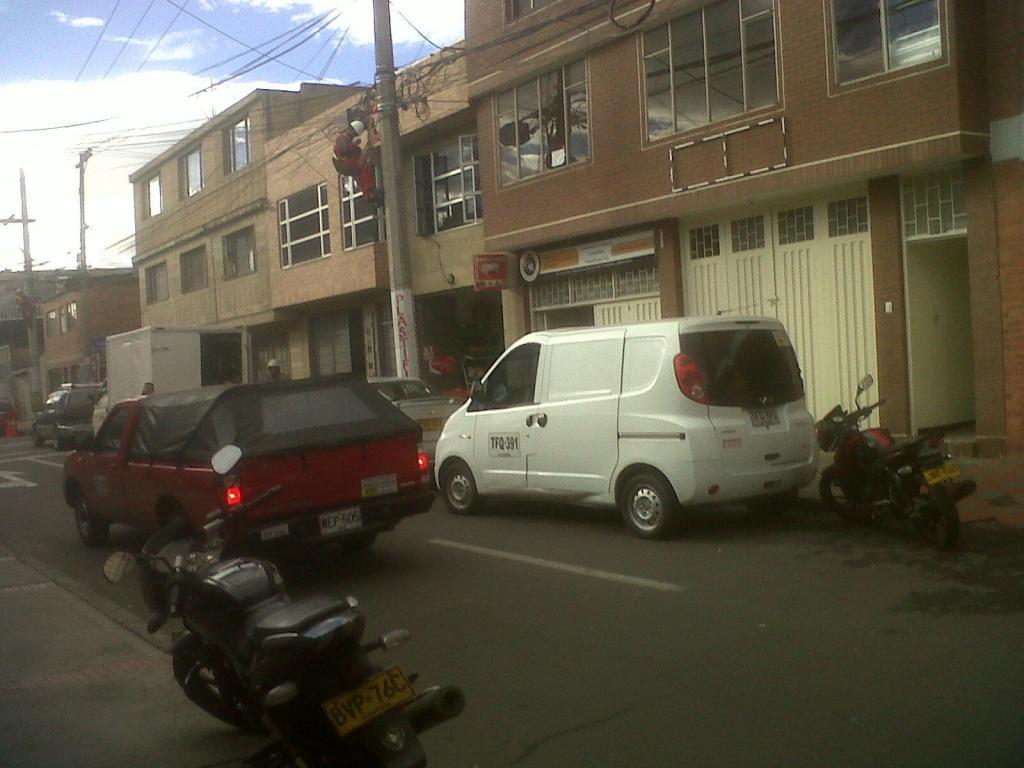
left=172, top=632, right=265, bottom=733
left=819, top=467, right=870, bottom=524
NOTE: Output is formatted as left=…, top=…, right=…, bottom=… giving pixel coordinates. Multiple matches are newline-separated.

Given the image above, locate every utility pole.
left=372, top=0, right=420, bottom=379
left=1, top=171, right=42, bottom=403
left=76, top=149, right=93, bottom=383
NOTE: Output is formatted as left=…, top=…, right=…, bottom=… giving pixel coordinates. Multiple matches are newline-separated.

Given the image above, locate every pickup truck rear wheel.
left=73, top=497, right=109, bottom=547
left=441, top=460, right=481, bottom=516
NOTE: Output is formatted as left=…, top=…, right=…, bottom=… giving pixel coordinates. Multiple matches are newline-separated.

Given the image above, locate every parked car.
left=33, top=384, right=105, bottom=450
left=370, top=377, right=463, bottom=460
left=434, top=317, right=818, bottom=539
left=63, top=375, right=434, bottom=550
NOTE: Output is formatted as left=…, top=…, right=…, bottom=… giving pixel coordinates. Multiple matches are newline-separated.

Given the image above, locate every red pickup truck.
left=63, top=377, right=434, bottom=551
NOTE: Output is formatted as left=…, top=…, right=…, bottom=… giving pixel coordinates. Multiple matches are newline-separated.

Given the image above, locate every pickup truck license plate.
left=923, top=463, right=961, bottom=485
left=417, top=417, right=445, bottom=433
left=318, top=508, right=362, bottom=536
left=749, top=408, right=781, bottom=428
left=322, top=667, right=415, bottom=738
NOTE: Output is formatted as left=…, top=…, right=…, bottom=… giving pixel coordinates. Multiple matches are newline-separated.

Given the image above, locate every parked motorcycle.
left=103, top=444, right=464, bottom=768
left=816, top=375, right=976, bottom=550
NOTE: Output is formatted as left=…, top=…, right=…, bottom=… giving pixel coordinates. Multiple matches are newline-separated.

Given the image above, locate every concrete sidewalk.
left=955, top=452, right=1024, bottom=528
left=0, top=544, right=264, bottom=768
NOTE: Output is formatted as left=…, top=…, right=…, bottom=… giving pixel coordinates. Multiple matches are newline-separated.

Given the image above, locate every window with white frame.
left=415, top=136, right=483, bottom=234
left=180, top=246, right=208, bottom=293
left=223, top=227, right=256, bottom=279
left=689, top=224, right=721, bottom=259
left=146, top=175, right=162, bottom=217
left=827, top=197, right=869, bottom=237
left=279, top=184, right=331, bottom=267
left=833, top=0, right=942, bottom=83
left=145, top=262, right=169, bottom=304
left=340, top=175, right=379, bottom=250
left=496, top=59, right=589, bottom=185
left=778, top=206, right=815, bottom=244
left=228, top=117, right=250, bottom=172
left=730, top=215, right=765, bottom=251
left=182, top=147, right=203, bottom=197
left=901, top=168, right=966, bottom=237
left=643, top=0, right=778, bottom=141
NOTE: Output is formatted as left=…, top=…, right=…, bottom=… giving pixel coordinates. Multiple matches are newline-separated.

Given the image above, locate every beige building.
left=129, top=83, right=364, bottom=380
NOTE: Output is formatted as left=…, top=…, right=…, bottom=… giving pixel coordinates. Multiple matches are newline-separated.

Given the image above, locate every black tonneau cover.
left=132, top=376, right=421, bottom=461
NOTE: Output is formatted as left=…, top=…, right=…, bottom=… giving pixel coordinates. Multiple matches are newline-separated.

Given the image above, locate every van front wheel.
left=620, top=473, right=677, bottom=540
left=441, top=461, right=481, bottom=516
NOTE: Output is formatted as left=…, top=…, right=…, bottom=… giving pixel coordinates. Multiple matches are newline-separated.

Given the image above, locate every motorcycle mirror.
left=211, top=445, right=243, bottom=476
left=857, top=374, right=875, bottom=393
left=103, top=552, right=137, bottom=584
left=381, top=629, right=412, bottom=651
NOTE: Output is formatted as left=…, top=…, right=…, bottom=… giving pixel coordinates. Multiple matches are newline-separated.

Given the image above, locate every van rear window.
left=679, top=329, right=804, bottom=408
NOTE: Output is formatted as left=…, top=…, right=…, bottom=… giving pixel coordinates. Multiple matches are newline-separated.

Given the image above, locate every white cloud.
left=106, top=29, right=202, bottom=62
left=223, top=0, right=464, bottom=48
left=0, top=72, right=301, bottom=272
left=49, top=10, right=105, bottom=28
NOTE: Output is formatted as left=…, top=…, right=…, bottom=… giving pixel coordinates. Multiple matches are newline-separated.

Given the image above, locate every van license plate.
left=749, top=408, right=780, bottom=428
left=322, top=666, right=415, bottom=738
left=318, top=508, right=362, bottom=536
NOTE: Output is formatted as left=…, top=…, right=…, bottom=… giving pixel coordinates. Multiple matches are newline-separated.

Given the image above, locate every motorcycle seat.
left=247, top=594, right=359, bottom=644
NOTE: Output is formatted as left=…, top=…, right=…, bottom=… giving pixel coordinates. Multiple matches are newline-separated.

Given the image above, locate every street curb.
left=2, top=544, right=174, bottom=655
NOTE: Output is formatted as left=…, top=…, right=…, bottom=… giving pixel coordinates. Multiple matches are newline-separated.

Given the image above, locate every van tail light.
left=417, top=452, right=430, bottom=473
left=674, top=354, right=709, bottom=404
left=226, top=485, right=243, bottom=508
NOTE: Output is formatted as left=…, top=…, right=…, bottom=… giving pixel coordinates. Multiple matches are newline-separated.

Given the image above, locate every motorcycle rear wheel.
left=924, top=493, right=960, bottom=550
left=819, top=467, right=870, bottom=524
left=172, top=633, right=265, bottom=734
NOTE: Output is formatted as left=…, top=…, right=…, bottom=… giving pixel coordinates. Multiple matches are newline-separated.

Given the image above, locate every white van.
left=433, top=316, right=817, bottom=538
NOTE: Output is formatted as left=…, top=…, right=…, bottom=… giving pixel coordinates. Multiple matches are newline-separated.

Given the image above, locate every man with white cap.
left=267, top=359, right=289, bottom=382
left=332, top=120, right=378, bottom=202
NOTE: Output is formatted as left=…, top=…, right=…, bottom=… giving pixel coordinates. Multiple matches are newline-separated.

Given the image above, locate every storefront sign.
left=473, top=253, right=510, bottom=291
left=538, top=231, right=655, bottom=275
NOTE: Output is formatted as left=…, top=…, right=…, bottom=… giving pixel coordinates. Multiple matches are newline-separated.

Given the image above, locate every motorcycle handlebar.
left=406, top=685, right=465, bottom=734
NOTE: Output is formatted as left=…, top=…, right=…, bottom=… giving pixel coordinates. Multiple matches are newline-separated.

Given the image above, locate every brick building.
left=40, top=269, right=139, bottom=389
left=466, top=0, right=1023, bottom=454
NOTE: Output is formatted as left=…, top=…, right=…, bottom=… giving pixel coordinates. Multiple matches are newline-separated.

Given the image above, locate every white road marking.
left=430, top=539, right=688, bottom=594
left=22, top=457, right=66, bottom=469
left=0, top=452, right=55, bottom=465
left=0, top=471, right=37, bottom=489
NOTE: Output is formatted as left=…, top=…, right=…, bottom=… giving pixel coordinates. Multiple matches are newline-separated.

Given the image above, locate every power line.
left=389, top=1, right=442, bottom=50
left=318, top=26, right=352, bottom=80
left=76, top=0, right=125, bottom=81
left=138, top=0, right=190, bottom=72
left=193, top=12, right=327, bottom=76
left=103, top=0, right=158, bottom=78
left=0, top=117, right=116, bottom=134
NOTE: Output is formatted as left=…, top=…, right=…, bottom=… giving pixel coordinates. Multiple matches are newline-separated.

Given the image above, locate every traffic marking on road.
left=0, top=452, right=54, bottom=465
left=22, top=457, right=66, bottom=469
left=0, top=471, right=37, bottom=489
left=430, top=539, right=688, bottom=593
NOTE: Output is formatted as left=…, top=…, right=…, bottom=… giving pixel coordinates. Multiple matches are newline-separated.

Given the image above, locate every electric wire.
left=317, top=25, right=352, bottom=81
left=138, top=0, right=190, bottom=72
left=389, top=0, right=443, bottom=50
left=103, top=0, right=159, bottom=78
left=76, top=0, right=125, bottom=81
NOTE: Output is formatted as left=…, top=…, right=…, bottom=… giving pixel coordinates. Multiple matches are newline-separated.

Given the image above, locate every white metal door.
left=594, top=298, right=662, bottom=326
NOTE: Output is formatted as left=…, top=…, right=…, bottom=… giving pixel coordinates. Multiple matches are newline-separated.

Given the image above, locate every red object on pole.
left=3, top=414, right=16, bottom=438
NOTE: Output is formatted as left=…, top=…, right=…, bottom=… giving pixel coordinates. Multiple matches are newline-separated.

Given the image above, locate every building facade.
left=466, top=0, right=1022, bottom=454
left=39, top=269, right=139, bottom=389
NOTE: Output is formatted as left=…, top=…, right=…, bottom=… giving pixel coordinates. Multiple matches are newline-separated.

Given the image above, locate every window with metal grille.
left=833, top=0, right=942, bottom=84
left=777, top=206, right=815, bottom=244
left=340, top=175, right=379, bottom=251
left=496, top=59, right=589, bottom=185
left=827, top=197, right=869, bottom=237
left=689, top=224, right=721, bottom=259
left=532, top=260, right=659, bottom=310
left=901, top=168, right=966, bottom=238
left=642, top=0, right=778, bottom=141
left=730, top=215, right=765, bottom=251
left=279, top=183, right=330, bottom=267
left=414, top=136, right=482, bottom=234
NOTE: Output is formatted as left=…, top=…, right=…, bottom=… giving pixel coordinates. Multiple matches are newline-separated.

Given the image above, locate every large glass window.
left=496, top=59, right=589, bottom=184
left=229, top=117, right=250, bottom=172
left=145, top=262, right=169, bottom=304
left=279, top=184, right=331, bottom=267
left=180, top=246, right=208, bottom=293
left=223, top=227, right=256, bottom=279
left=643, top=0, right=778, bottom=141
left=833, top=0, right=941, bottom=83
left=182, top=147, right=203, bottom=197
left=340, top=175, right=379, bottom=251
left=415, top=136, right=483, bottom=234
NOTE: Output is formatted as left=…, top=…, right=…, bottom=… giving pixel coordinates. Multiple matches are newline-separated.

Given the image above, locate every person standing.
left=267, top=359, right=290, bottom=382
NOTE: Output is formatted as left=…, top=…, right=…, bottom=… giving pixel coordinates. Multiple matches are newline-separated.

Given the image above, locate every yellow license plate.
left=417, top=418, right=444, bottom=433
left=923, top=464, right=961, bottom=485
left=322, top=667, right=415, bottom=738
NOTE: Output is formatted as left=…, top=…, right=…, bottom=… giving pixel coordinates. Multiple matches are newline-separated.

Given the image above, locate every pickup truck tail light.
left=226, top=486, right=243, bottom=508
left=417, top=452, right=430, bottom=473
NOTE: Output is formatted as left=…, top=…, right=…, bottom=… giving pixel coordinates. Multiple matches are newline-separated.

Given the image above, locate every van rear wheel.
left=441, top=460, right=481, bottom=516
left=620, top=473, right=677, bottom=540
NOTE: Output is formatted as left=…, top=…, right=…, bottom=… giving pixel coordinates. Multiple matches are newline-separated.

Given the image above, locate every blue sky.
left=0, top=0, right=464, bottom=271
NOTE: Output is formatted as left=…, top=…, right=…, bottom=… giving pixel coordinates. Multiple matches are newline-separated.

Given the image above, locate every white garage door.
left=682, top=195, right=879, bottom=421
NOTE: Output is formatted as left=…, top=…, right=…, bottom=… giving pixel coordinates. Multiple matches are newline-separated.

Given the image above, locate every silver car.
left=369, top=377, right=463, bottom=460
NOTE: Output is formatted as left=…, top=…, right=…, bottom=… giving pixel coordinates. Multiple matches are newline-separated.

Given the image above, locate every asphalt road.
left=1, top=436, right=1023, bottom=768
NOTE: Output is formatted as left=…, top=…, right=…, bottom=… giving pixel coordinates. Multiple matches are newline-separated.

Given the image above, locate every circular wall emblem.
left=519, top=250, right=540, bottom=282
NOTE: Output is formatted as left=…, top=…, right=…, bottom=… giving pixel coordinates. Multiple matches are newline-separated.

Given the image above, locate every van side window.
left=94, top=407, right=130, bottom=454
left=478, top=343, right=541, bottom=410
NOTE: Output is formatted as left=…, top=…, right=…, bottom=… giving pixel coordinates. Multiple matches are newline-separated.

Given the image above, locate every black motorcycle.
left=816, top=375, right=976, bottom=550
left=103, top=444, right=464, bottom=768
